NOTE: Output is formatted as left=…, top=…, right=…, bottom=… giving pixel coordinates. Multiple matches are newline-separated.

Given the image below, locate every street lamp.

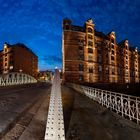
left=19, top=69, right=22, bottom=73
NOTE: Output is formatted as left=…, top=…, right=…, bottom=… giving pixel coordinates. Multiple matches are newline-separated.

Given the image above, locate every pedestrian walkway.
left=44, top=69, right=65, bottom=140
left=63, top=85, right=140, bottom=140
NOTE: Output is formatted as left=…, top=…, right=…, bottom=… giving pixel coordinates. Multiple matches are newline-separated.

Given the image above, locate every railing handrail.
left=69, top=83, right=140, bottom=125
left=0, top=72, right=37, bottom=86
left=81, top=85, right=140, bottom=101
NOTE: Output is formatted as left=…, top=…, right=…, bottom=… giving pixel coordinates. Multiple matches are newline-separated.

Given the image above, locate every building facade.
left=38, top=70, right=53, bottom=82
left=62, top=18, right=140, bottom=84
left=0, top=43, right=38, bottom=78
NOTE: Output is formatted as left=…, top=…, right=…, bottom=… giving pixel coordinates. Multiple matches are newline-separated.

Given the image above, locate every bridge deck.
left=62, top=85, right=140, bottom=140
left=0, top=83, right=51, bottom=140
left=0, top=83, right=140, bottom=140
left=44, top=70, right=65, bottom=140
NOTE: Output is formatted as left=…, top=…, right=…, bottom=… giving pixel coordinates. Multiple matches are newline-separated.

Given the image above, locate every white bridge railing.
left=70, top=84, right=140, bottom=125
left=0, top=72, right=37, bottom=86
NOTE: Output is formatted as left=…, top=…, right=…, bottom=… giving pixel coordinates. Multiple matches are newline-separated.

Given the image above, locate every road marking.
left=44, top=69, right=65, bottom=140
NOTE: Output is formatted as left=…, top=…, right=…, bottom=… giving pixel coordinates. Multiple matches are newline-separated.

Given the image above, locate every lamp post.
left=19, top=69, right=23, bottom=73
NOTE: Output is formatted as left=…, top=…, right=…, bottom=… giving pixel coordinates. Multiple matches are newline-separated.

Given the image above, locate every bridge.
left=0, top=72, right=37, bottom=86
left=0, top=71, right=140, bottom=140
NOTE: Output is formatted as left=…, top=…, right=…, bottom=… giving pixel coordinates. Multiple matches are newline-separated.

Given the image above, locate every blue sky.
left=0, top=0, right=140, bottom=70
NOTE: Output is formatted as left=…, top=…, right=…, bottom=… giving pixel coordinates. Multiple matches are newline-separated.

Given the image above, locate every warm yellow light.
left=4, top=43, right=7, bottom=49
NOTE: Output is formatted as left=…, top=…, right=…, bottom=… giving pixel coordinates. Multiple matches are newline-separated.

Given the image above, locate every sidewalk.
left=62, top=85, right=140, bottom=140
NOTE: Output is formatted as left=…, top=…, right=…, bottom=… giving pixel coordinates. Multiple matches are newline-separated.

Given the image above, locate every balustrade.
left=0, top=72, right=37, bottom=86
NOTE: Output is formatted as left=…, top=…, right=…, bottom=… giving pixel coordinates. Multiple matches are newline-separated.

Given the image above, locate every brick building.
left=38, top=70, right=53, bottom=81
left=62, top=18, right=140, bottom=84
left=0, top=43, right=38, bottom=78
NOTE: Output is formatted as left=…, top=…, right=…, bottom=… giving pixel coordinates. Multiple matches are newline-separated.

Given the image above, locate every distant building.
left=62, top=18, right=140, bottom=84
left=0, top=50, right=3, bottom=74
left=129, top=47, right=139, bottom=83
left=38, top=70, right=53, bottom=81
left=0, top=42, right=38, bottom=78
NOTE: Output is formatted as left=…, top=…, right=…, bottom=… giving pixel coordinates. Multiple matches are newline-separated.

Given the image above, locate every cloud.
left=0, top=0, right=140, bottom=70
left=38, top=55, right=62, bottom=70
left=44, top=55, right=62, bottom=64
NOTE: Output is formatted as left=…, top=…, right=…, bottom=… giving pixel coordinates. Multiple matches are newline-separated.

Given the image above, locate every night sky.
left=0, top=0, right=140, bottom=70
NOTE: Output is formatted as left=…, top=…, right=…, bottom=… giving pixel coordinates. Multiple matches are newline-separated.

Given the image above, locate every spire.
left=87, top=18, right=93, bottom=24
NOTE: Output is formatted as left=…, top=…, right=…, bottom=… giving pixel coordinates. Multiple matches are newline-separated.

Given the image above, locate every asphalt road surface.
left=0, top=83, right=51, bottom=140
left=0, top=83, right=140, bottom=140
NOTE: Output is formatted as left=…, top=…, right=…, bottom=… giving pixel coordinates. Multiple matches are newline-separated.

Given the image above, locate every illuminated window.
left=112, top=67, right=115, bottom=75
left=88, top=34, right=93, bottom=39
left=78, top=39, right=84, bottom=45
left=88, top=41, right=93, bottom=46
left=105, top=67, right=109, bottom=74
left=98, top=65, right=102, bottom=72
left=88, top=55, right=93, bottom=61
left=88, top=48, right=93, bottom=53
left=112, top=77, right=115, bottom=82
left=126, top=70, right=129, bottom=75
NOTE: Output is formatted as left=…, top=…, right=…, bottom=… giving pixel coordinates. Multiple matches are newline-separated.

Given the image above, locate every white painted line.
left=44, top=69, right=65, bottom=140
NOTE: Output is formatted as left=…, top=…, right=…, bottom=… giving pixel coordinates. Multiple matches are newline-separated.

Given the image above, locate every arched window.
left=89, top=67, right=93, bottom=73
left=88, top=41, right=93, bottom=46
left=88, top=27, right=93, bottom=33
left=88, top=34, right=93, bottom=39
left=88, top=48, right=93, bottom=53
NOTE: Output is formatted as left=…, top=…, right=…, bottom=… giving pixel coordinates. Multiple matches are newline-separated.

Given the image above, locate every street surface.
left=0, top=82, right=140, bottom=140
left=0, top=83, right=51, bottom=140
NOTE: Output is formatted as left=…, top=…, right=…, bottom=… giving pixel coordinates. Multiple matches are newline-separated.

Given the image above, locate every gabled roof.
left=118, top=39, right=128, bottom=47
left=4, top=42, right=37, bottom=57
left=95, top=30, right=109, bottom=40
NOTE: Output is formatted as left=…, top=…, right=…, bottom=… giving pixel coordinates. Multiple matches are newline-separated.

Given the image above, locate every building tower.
left=62, top=18, right=140, bottom=84
left=118, top=40, right=130, bottom=83
left=84, top=19, right=97, bottom=83
left=108, top=31, right=118, bottom=83
left=62, top=18, right=86, bottom=83
left=129, top=47, right=139, bottom=83
left=62, top=19, right=72, bottom=82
